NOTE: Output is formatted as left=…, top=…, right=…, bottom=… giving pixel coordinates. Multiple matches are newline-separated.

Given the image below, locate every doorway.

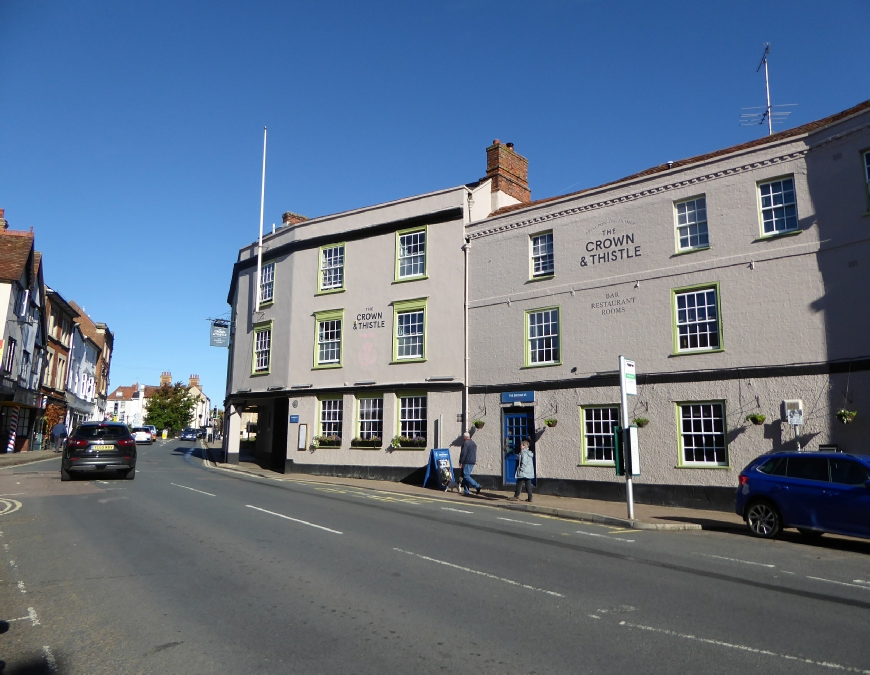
left=502, top=409, right=536, bottom=486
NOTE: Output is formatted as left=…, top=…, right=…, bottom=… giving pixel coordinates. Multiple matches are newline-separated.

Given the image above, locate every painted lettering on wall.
left=580, top=228, right=641, bottom=267
left=353, top=307, right=386, bottom=330
left=591, top=291, right=636, bottom=316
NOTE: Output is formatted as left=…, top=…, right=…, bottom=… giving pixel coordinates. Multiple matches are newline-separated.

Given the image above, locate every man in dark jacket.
left=458, top=432, right=481, bottom=496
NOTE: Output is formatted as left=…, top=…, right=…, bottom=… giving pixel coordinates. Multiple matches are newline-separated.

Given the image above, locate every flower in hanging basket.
left=632, top=417, right=650, bottom=428
left=472, top=419, right=485, bottom=429
left=544, top=418, right=558, bottom=428
left=835, top=409, right=857, bottom=424
left=744, top=413, right=766, bottom=426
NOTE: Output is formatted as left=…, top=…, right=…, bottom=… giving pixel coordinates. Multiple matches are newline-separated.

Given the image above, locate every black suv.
left=61, top=422, right=137, bottom=481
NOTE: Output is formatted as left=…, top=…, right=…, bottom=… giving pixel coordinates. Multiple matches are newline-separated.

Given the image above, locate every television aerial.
left=740, top=43, right=797, bottom=135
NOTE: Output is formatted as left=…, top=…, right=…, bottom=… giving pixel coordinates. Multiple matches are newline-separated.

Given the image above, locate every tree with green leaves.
left=144, top=382, right=196, bottom=435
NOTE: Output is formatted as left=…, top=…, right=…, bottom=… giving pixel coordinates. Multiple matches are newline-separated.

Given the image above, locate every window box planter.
left=744, top=413, right=766, bottom=426
left=312, top=435, right=341, bottom=448
left=836, top=409, right=857, bottom=424
left=390, top=435, right=427, bottom=449
left=351, top=437, right=382, bottom=449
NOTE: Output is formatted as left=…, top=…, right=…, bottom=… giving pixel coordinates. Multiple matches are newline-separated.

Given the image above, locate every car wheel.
left=745, top=500, right=782, bottom=538
left=61, top=466, right=71, bottom=482
left=797, top=528, right=824, bottom=541
left=125, top=467, right=136, bottom=480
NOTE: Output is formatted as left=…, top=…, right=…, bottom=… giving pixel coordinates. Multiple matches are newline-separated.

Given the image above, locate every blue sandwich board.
left=423, top=448, right=455, bottom=490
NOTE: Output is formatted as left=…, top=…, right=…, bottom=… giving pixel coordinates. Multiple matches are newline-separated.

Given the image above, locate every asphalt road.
left=1, top=440, right=869, bottom=674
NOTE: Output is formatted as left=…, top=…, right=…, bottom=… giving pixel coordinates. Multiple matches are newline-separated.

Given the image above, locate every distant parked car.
left=131, top=427, right=153, bottom=445
left=736, top=451, right=870, bottom=540
left=143, top=425, right=158, bottom=441
left=61, top=422, right=137, bottom=481
left=180, top=428, right=198, bottom=441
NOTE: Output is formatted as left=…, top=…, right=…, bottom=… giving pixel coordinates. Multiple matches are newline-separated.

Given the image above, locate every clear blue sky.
left=2, top=0, right=868, bottom=406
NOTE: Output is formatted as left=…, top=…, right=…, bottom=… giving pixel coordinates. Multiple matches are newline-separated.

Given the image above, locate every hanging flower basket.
left=472, top=420, right=485, bottom=429
left=745, top=413, right=766, bottom=426
left=544, top=418, right=558, bottom=428
left=633, top=417, right=650, bottom=428
left=836, top=409, right=857, bottom=424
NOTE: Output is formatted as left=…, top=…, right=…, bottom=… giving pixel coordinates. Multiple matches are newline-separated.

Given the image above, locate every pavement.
left=195, top=442, right=746, bottom=532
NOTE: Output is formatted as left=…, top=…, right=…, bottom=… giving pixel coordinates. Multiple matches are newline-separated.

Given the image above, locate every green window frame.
left=317, top=394, right=344, bottom=441
left=355, top=394, right=384, bottom=442
left=675, top=401, right=729, bottom=468
left=317, top=243, right=346, bottom=295
left=524, top=306, right=561, bottom=367
left=394, top=226, right=428, bottom=282
left=313, top=309, right=344, bottom=369
left=579, top=405, right=620, bottom=465
left=671, top=283, right=723, bottom=355
left=259, top=260, right=275, bottom=305
left=674, top=196, right=710, bottom=252
left=396, top=391, right=427, bottom=441
left=251, top=320, right=273, bottom=375
left=529, top=231, right=554, bottom=279
left=757, top=175, right=799, bottom=237
left=391, top=297, right=427, bottom=363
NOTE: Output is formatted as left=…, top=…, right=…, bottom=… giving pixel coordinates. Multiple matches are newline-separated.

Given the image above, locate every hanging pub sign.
left=210, top=320, right=230, bottom=347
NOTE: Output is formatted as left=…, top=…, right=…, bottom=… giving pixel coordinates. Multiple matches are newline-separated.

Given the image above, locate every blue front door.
left=503, top=411, right=535, bottom=486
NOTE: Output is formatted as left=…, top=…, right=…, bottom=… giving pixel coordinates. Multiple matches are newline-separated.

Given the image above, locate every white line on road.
left=807, top=576, right=870, bottom=591
left=853, top=580, right=870, bottom=586
left=170, top=483, right=216, bottom=497
left=27, top=607, right=40, bottom=626
left=18, top=580, right=26, bottom=593
left=697, top=553, right=775, bottom=568
left=394, top=548, right=564, bottom=597
left=245, top=505, right=343, bottom=534
left=0, top=493, right=25, bottom=497
left=620, top=621, right=870, bottom=674
left=42, top=646, right=58, bottom=673
left=575, top=531, right=635, bottom=543
left=497, top=517, right=542, bottom=526
left=0, top=498, right=22, bottom=517
left=442, top=507, right=473, bottom=514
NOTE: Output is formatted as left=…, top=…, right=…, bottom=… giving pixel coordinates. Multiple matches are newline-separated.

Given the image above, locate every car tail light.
left=67, top=438, right=88, bottom=449
left=738, top=473, right=749, bottom=486
left=118, top=438, right=136, bottom=448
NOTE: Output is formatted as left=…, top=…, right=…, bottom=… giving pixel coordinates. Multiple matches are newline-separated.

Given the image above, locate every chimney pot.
left=506, top=142, right=514, bottom=150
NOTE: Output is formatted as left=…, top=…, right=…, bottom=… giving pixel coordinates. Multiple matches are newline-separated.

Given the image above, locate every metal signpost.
left=619, top=356, right=638, bottom=520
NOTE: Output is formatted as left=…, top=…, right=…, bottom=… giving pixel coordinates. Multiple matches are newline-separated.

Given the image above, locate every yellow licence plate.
left=92, top=445, right=113, bottom=450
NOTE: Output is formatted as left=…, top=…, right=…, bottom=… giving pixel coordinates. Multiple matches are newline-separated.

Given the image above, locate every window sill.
left=675, top=464, right=732, bottom=470
left=390, top=446, right=427, bottom=451
left=521, top=362, right=562, bottom=369
left=393, top=274, right=429, bottom=284
left=350, top=444, right=384, bottom=450
left=258, top=301, right=274, bottom=308
left=391, top=358, right=427, bottom=365
left=251, top=371, right=271, bottom=376
left=671, top=246, right=710, bottom=258
left=526, top=274, right=555, bottom=284
left=315, top=288, right=345, bottom=296
left=580, top=462, right=616, bottom=468
left=753, top=229, right=802, bottom=242
left=313, top=363, right=342, bottom=370
left=669, top=348, right=724, bottom=358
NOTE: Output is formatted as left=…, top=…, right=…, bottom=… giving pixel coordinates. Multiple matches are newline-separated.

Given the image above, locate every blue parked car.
left=735, top=451, right=870, bottom=540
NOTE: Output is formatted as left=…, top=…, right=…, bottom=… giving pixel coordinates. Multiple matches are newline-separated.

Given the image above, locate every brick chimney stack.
left=483, top=140, right=530, bottom=206
left=160, top=371, right=172, bottom=386
left=189, top=374, right=200, bottom=388
left=282, top=212, right=309, bottom=226
left=0, top=208, right=7, bottom=230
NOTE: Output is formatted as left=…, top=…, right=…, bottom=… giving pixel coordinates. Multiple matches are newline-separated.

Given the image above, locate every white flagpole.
left=255, top=126, right=267, bottom=313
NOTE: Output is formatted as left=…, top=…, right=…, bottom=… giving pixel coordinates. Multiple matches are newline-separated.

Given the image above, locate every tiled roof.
left=107, top=384, right=161, bottom=401
left=68, top=300, right=105, bottom=349
left=33, top=252, right=42, bottom=280
left=0, top=230, right=34, bottom=283
left=488, top=97, right=870, bottom=218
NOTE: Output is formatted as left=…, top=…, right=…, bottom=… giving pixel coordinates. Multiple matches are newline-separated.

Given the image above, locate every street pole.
left=619, top=355, right=635, bottom=520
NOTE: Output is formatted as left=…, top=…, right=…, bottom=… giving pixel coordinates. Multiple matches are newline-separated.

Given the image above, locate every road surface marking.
left=245, top=505, right=343, bottom=534
left=0, top=499, right=22, bottom=517
left=497, top=517, right=542, bottom=526
left=620, top=621, right=870, bottom=674
left=575, top=531, right=634, bottom=543
left=697, top=553, right=774, bottom=568
left=27, top=607, right=39, bottom=626
left=807, top=576, right=870, bottom=591
left=589, top=615, right=601, bottom=619
left=0, top=493, right=25, bottom=497
left=394, top=548, right=564, bottom=597
left=853, top=580, right=870, bottom=586
left=442, top=507, right=473, bottom=514
left=42, top=646, right=58, bottom=673
left=18, top=580, right=25, bottom=593
left=170, top=483, right=216, bottom=497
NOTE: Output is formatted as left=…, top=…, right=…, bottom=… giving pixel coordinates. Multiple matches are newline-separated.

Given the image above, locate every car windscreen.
left=74, top=425, right=129, bottom=439
left=132, top=428, right=148, bottom=433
